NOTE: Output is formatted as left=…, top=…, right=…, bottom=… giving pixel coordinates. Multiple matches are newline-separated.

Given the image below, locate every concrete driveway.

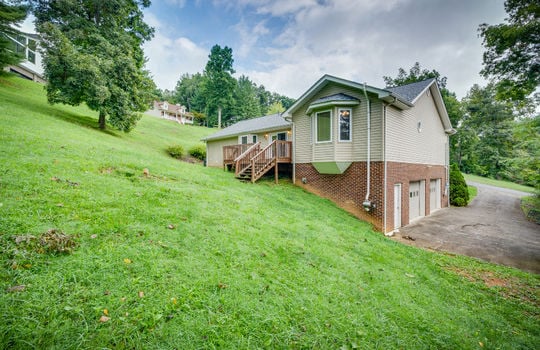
left=392, top=182, right=540, bottom=274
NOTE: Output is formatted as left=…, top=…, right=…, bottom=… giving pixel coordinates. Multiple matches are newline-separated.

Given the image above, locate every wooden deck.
left=223, top=141, right=292, bottom=183
left=223, top=143, right=257, bottom=168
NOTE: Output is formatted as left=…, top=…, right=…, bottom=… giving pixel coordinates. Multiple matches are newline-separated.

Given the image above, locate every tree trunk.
left=98, top=110, right=106, bottom=130
left=218, top=106, right=222, bottom=129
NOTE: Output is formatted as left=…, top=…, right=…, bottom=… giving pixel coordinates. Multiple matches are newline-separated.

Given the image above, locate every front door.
left=394, top=184, right=402, bottom=230
left=430, top=179, right=441, bottom=212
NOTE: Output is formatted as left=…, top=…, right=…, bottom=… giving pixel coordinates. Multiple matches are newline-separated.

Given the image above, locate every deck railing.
left=234, top=142, right=261, bottom=177
left=224, top=140, right=292, bottom=182
left=250, top=141, right=292, bottom=182
left=223, top=143, right=256, bottom=166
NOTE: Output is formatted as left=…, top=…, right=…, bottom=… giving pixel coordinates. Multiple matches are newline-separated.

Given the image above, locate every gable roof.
left=284, top=75, right=414, bottom=118
left=312, top=93, right=360, bottom=104
left=385, top=78, right=435, bottom=104
left=284, top=74, right=455, bottom=134
left=202, top=113, right=291, bottom=141
left=306, top=93, right=361, bottom=114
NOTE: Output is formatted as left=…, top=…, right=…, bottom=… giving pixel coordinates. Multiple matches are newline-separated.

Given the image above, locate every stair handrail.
left=234, top=142, right=260, bottom=162
left=250, top=140, right=277, bottom=182
left=235, top=142, right=261, bottom=177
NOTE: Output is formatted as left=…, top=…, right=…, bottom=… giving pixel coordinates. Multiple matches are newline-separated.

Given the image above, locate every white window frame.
left=315, top=110, right=332, bottom=143
left=239, top=135, right=248, bottom=144
left=338, top=108, right=352, bottom=142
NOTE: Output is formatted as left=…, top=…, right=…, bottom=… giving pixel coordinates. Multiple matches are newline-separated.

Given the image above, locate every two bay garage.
left=408, top=179, right=441, bottom=222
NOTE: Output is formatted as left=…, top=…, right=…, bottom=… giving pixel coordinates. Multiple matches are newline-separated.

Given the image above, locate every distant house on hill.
left=203, top=74, right=455, bottom=234
left=147, top=101, right=194, bottom=124
left=3, top=31, right=45, bottom=83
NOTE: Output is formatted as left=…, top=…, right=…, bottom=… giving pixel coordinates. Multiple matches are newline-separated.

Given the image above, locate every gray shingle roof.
left=202, top=113, right=291, bottom=141
left=312, top=93, right=360, bottom=104
left=386, top=78, right=435, bottom=103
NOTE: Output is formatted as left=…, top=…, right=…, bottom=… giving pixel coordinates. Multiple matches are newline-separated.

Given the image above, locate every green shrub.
left=166, top=145, right=185, bottom=159
left=450, top=163, right=469, bottom=206
left=189, top=144, right=206, bottom=161
left=521, top=193, right=540, bottom=224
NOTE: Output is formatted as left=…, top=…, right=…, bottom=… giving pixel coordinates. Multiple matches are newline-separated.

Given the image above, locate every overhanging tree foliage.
left=479, top=0, right=540, bottom=104
left=383, top=62, right=448, bottom=89
left=0, top=1, right=28, bottom=70
left=33, top=0, right=155, bottom=132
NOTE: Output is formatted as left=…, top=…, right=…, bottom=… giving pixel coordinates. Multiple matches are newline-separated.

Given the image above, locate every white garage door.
left=409, top=181, right=425, bottom=222
left=430, top=179, right=441, bottom=212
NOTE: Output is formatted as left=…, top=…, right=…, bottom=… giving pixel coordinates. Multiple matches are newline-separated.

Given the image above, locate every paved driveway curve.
left=392, top=182, right=540, bottom=274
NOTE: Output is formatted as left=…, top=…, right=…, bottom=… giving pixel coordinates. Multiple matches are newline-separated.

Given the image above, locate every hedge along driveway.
left=392, top=182, right=540, bottom=274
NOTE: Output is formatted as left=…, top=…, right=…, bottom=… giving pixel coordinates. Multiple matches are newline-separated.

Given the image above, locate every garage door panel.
left=409, top=181, right=420, bottom=221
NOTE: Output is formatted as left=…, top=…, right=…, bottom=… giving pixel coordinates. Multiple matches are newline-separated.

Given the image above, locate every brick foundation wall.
left=295, top=162, right=385, bottom=231
left=386, top=162, right=448, bottom=231
left=294, top=162, right=448, bottom=233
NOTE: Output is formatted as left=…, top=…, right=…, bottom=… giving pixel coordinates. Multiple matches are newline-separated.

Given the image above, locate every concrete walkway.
left=392, top=182, right=540, bottom=274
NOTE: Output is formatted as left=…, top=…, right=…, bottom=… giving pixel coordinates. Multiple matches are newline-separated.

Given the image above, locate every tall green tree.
left=33, top=0, right=155, bottom=132
left=267, top=101, right=285, bottom=114
left=479, top=0, right=540, bottom=104
left=173, top=72, right=205, bottom=111
left=202, top=44, right=235, bottom=127
left=383, top=62, right=448, bottom=89
left=231, top=75, right=261, bottom=120
left=461, top=84, right=515, bottom=178
left=0, top=1, right=28, bottom=70
left=505, top=114, right=540, bottom=188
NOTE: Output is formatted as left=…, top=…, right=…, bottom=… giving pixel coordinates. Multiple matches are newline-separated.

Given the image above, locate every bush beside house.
left=189, top=144, right=206, bottom=161
left=450, top=163, right=469, bottom=206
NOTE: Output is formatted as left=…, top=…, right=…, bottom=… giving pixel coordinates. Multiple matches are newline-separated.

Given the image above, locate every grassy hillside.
left=1, top=74, right=538, bottom=349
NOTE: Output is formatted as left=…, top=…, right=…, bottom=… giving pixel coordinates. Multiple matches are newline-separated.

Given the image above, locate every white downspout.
left=383, top=104, right=387, bottom=233
left=284, top=113, right=296, bottom=184
left=292, top=122, right=296, bottom=184
left=362, top=83, right=371, bottom=209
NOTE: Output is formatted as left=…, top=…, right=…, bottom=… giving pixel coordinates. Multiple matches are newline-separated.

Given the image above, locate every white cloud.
left=165, top=0, right=187, bottom=7
left=234, top=19, right=269, bottom=58
left=143, top=13, right=208, bottom=90
left=235, top=0, right=506, bottom=99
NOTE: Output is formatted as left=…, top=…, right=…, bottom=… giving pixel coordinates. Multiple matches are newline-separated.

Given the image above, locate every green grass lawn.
left=464, top=173, right=536, bottom=194
left=1, top=75, right=539, bottom=349
left=468, top=185, right=478, bottom=203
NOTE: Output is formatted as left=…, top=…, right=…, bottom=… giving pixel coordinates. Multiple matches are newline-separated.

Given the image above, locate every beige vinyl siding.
left=351, top=99, right=383, bottom=162
left=292, top=83, right=383, bottom=163
left=206, top=137, right=237, bottom=167
left=386, top=89, right=447, bottom=165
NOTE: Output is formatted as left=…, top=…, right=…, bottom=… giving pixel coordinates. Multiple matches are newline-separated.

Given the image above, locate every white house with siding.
left=4, top=31, right=44, bottom=83
left=203, top=113, right=291, bottom=169
left=204, top=75, right=455, bottom=233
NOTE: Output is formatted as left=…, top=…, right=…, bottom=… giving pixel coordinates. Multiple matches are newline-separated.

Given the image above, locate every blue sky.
left=22, top=0, right=508, bottom=99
